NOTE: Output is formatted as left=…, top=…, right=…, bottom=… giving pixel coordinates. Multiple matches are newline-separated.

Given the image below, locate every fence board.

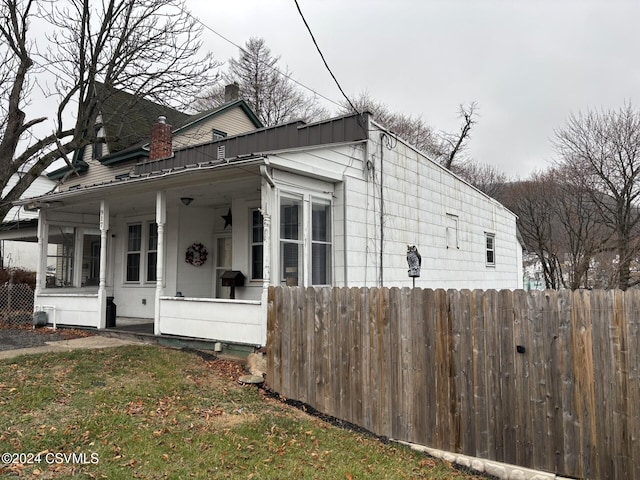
left=512, top=289, right=530, bottom=468
left=471, top=289, right=489, bottom=459
left=625, top=290, right=640, bottom=480
left=266, top=286, right=640, bottom=480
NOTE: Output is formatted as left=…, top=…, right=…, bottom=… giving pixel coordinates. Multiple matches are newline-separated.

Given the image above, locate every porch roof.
left=16, top=157, right=266, bottom=213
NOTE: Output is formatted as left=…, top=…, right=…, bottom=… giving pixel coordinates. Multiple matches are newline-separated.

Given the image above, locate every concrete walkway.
left=0, top=336, right=141, bottom=361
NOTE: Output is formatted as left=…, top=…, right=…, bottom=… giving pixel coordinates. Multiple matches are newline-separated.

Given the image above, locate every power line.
left=292, top=0, right=359, bottom=114
left=186, top=11, right=344, bottom=110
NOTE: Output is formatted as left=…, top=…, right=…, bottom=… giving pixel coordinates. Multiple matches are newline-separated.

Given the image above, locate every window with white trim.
left=126, top=224, right=142, bottom=282
left=147, top=223, right=158, bottom=282
left=126, top=221, right=158, bottom=283
left=311, top=199, right=332, bottom=285
left=278, top=193, right=333, bottom=287
left=485, top=233, right=496, bottom=266
left=251, top=209, right=264, bottom=280
left=280, top=196, right=303, bottom=286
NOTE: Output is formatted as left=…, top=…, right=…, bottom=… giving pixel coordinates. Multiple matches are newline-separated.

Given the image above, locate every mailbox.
left=220, top=270, right=245, bottom=299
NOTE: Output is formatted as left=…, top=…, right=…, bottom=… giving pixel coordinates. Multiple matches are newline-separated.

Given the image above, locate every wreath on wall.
left=185, top=242, right=208, bottom=266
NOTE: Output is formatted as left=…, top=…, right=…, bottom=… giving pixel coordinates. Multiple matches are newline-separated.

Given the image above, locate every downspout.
left=260, top=164, right=275, bottom=188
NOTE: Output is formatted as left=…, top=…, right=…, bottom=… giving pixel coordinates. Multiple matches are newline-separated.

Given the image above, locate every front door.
left=213, top=235, right=232, bottom=299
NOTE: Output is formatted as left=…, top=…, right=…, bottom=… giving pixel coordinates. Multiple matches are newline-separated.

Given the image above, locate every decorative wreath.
left=185, top=242, right=208, bottom=266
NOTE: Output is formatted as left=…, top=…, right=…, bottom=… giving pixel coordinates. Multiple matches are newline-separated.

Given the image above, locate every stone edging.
left=391, top=439, right=574, bottom=480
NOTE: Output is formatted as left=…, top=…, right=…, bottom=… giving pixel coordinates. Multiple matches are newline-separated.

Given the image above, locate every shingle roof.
left=95, top=83, right=191, bottom=155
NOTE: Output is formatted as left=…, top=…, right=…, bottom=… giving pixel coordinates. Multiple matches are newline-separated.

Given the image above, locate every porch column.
left=34, top=209, right=48, bottom=297
left=262, top=213, right=271, bottom=289
left=97, top=201, right=109, bottom=329
left=154, top=191, right=166, bottom=335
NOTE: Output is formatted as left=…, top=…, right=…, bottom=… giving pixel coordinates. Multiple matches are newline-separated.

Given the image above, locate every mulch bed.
left=0, top=324, right=93, bottom=352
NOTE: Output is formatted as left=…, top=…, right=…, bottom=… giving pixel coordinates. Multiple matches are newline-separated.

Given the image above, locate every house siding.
left=265, top=129, right=521, bottom=290
left=172, top=108, right=259, bottom=150
left=342, top=129, right=520, bottom=289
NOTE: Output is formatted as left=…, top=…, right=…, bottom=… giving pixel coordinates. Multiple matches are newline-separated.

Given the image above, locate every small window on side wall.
left=485, top=233, right=495, bottom=266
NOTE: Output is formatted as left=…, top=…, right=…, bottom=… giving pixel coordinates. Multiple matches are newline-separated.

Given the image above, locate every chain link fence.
left=0, top=283, right=35, bottom=326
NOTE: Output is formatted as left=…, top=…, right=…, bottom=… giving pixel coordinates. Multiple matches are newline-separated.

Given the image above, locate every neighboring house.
left=0, top=174, right=57, bottom=271
left=7, top=88, right=522, bottom=347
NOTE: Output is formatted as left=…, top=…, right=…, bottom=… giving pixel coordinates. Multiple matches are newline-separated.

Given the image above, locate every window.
left=46, top=227, right=102, bottom=288
left=311, top=200, right=332, bottom=285
left=278, top=194, right=333, bottom=287
left=446, top=214, right=459, bottom=249
left=126, top=222, right=158, bottom=283
left=147, top=223, right=158, bottom=282
left=212, top=129, right=227, bottom=141
left=486, top=233, right=495, bottom=266
left=280, top=197, right=303, bottom=286
left=92, top=127, right=104, bottom=159
left=126, top=224, right=142, bottom=281
left=251, top=209, right=264, bottom=280
left=46, top=225, right=76, bottom=288
left=92, top=142, right=102, bottom=160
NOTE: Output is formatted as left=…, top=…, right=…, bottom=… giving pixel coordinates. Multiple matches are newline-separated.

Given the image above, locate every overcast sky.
left=188, top=0, right=640, bottom=178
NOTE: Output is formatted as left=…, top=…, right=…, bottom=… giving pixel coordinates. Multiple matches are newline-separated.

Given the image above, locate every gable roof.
left=96, top=83, right=192, bottom=155
left=48, top=84, right=263, bottom=179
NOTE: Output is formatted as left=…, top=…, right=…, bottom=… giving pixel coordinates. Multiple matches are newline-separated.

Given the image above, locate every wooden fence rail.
left=266, top=287, right=640, bottom=480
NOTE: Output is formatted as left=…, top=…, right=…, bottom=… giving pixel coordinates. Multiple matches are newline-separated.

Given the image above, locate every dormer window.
left=92, top=141, right=102, bottom=160
left=212, top=128, right=227, bottom=141
left=92, top=126, right=104, bottom=160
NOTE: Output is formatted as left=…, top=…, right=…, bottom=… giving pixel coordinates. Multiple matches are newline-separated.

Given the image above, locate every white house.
left=0, top=174, right=57, bottom=271
left=7, top=88, right=522, bottom=347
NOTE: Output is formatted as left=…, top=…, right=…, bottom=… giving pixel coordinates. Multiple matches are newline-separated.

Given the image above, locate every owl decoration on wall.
left=407, top=245, right=421, bottom=278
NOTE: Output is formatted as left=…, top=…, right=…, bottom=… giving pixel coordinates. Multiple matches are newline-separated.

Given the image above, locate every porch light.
left=181, top=197, right=193, bottom=206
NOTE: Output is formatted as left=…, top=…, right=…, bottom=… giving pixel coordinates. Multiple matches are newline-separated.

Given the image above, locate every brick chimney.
left=149, top=115, right=172, bottom=161
left=224, top=82, right=240, bottom=102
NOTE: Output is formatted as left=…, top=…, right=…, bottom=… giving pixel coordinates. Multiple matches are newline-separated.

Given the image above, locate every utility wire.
left=187, top=11, right=344, bottom=110
left=293, top=0, right=359, bottom=114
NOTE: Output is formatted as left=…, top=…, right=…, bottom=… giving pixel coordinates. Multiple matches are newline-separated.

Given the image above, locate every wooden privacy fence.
left=266, top=287, right=640, bottom=480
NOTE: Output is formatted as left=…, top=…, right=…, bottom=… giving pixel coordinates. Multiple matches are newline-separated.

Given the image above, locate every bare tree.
left=344, top=93, right=477, bottom=170
left=551, top=167, right=612, bottom=289
left=499, top=174, right=563, bottom=289
left=452, top=160, right=507, bottom=198
left=194, top=37, right=328, bottom=126
left=0, top=0, right=218, bottom=222
left=439, top=102, right=478, bottom=169
left=553, top=103, right=640, bottom=290
left=345, top=92, right=441, bottom=156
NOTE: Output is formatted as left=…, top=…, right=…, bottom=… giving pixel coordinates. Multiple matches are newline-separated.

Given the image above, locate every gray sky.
left=189, top=0, right=640, bottom=178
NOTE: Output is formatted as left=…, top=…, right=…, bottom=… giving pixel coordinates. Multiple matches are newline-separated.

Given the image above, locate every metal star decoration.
left=222, top=208, right=232, bottom=229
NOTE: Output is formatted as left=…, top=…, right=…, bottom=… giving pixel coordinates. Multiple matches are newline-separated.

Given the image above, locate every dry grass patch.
left=0, top=345, right=488, bottom=479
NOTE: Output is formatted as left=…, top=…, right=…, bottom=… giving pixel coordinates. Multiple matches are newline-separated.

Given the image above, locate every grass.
left=0, top=345, right=487, bottom=479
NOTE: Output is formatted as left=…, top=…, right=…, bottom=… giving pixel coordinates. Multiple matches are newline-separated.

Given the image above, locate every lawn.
left=0, top=345, right=487, bottom=479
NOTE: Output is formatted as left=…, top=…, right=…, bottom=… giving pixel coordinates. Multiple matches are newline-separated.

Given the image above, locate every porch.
left=29, top=161, right=272, bottom=347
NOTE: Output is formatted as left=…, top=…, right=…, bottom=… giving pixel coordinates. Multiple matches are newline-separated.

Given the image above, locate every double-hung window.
left=280, top=197, right=303, bottom=286
left=251, top=209, right=264, bottom=280
left=485, top=233, right=496, bottom=266
left=126, top=222, right=158, bottom=283
left=147, top=223, right=158, bottom=282
left=311, top=200, right=332, bottom=285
